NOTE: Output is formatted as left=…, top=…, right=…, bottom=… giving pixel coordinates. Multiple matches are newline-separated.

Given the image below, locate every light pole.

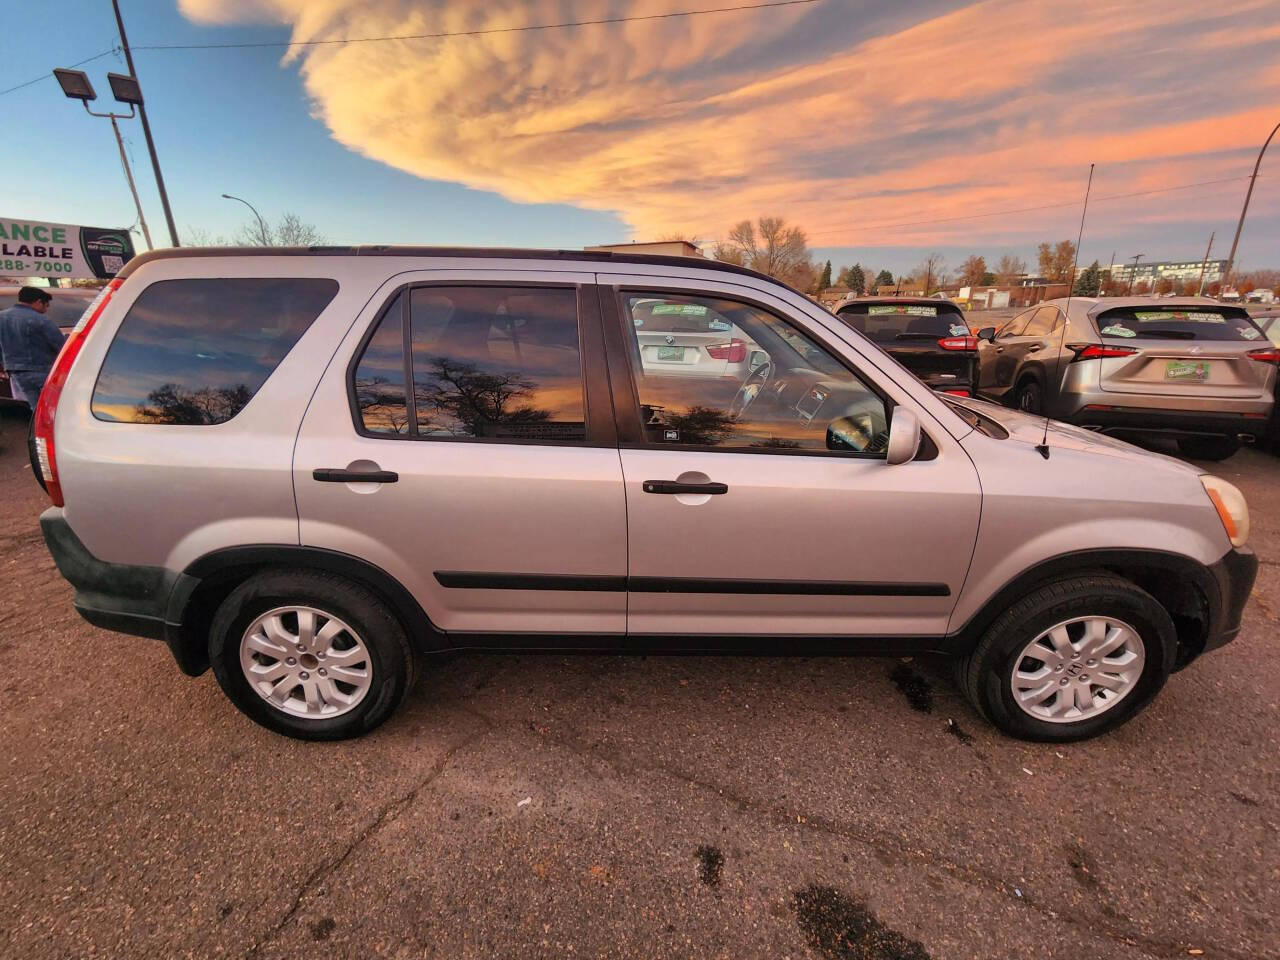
left=221, top=194, right=270, bottom=245
left=53, top=68, right=153, bottom=250
left=111, top=0, right=179, bottom=247
left=1124, top=253, right=1145, bottom=295
left=1223, top=119, right=1280, bottom=287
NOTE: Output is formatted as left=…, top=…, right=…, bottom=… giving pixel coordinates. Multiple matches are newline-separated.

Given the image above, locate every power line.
left=132, top=0, right=825, bottom=51
left=805, top=175, right=1255, bottom=241
left=0, top=47, right=117, bottom=98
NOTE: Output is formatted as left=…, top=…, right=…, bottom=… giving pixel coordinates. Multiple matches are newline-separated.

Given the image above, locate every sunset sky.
left=6, top=0, right=1279, bottom=275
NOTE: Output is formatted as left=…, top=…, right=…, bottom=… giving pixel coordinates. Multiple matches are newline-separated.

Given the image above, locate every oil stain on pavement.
left=888, top=664, right=933, bottom=713
left=696, top=845, right=724, bottom=886
left=793, top=884, right=931, bottom=960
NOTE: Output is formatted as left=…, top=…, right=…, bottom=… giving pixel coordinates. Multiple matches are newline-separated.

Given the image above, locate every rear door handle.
left=1028, top=344, right=1043, bottom=353
left=643, top=480, right=728, bottom=495
left=313, top=468, right=399, bottom=483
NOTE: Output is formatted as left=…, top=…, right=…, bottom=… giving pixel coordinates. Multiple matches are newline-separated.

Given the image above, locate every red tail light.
left=941, top=388, right=971, bottom=396
left=937, top=336, right=978, bottom=351
left=706, top=338, right=747, bottom=363
left=1246, top=347, right=1280, bottom=364
left=1069, top=343, right=1138, bottom=361
left=32, top=278, right=122, bottom=507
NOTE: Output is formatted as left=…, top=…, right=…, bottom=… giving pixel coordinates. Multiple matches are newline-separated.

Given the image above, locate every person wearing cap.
left=0, top=286, right=65, bottom=410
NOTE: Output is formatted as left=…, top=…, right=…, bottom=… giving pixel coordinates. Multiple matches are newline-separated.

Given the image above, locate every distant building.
left=1106, top=258, right=1226, bottom=288
left=817, top=286, right=851, bottom=308
left=585, top=240, right=703, bottom=258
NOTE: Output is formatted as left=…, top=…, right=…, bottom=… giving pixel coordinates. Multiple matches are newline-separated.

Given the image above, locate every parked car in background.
left=975, top=297, right=1277, bottom=460
left=834, top=297, right=977, bottom=396
left=31, top=248, right=1256, bottom=744
left=1251, top=309, right=1280, bottom=450
left=0, top=286, right=96, bottom=407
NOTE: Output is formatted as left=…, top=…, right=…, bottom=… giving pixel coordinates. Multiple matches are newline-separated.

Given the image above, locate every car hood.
left=948, top=397, right=1195, bottom=470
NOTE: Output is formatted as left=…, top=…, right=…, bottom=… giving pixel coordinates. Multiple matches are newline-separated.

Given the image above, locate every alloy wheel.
left=239, top=605, right=373, bottom=719
left=1009, top=616, right=1145, bottom=723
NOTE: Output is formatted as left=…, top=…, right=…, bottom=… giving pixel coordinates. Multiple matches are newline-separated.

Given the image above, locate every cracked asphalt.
left=0, top=409, right=1276, bottom=959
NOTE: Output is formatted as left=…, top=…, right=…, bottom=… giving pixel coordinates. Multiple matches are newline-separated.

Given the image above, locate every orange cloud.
left=179, top=0, right=1280, bottom=247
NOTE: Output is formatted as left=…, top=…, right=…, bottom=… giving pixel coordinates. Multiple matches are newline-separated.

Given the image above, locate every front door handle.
left=995, top=346, right=1005, bottom=353
left=313, top=468, right=399, bottom=483
left=1028, top=343, right=1043, bottom=353
left=643, top=480, right=728, bottom=495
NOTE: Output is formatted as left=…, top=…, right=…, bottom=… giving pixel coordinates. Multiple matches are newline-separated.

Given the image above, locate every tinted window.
left=354, top=285, right=586, bottom=441
left=1023, top=306, right=1060, bottom=337
left=622, top=293, right=888, bottom=455
left=353, top=294, right=410, bottom=435
left=838, top=303, right=968, bottom=342
left=92, top=278, right=337, bottom=424
left=1096, top=306, right=1266, bottom=342
left=999, top=310, right=1034, bottom=338
left=47, top=294, right=96, bottom=329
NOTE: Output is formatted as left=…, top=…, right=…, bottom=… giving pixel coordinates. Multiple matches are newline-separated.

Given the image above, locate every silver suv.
left=32, top=249, right=1256, bottom=742
left=975, top=297, right=1277, bottom=461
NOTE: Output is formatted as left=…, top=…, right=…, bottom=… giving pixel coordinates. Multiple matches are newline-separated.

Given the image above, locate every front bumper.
left=40, top=509, right=205, bottom=674
left=1203, top=545, right=1257, bottom=654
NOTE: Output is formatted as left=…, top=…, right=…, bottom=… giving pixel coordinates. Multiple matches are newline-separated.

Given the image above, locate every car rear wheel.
left=1015, top=378, right=1043, bottom=415
left=959, top=575, right=1175, bottom=741
left=209, top=570, right=416, bottom=740
left=1176, top=435, right=1240, bottom=461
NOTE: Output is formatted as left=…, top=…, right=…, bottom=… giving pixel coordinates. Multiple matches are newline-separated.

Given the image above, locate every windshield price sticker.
left=1101, top=324, right=1137, bottom=337
left=1133, top=311, right=1225, bottom=323
left=868, top=305, right=937, bottom=316
left=650, top=303, right=709, bottom=316
left=949, top=323, right=969, bottom=336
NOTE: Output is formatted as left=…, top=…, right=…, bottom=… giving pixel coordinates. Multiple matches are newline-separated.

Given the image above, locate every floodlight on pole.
left=54, top=66, right=153, bottom=250
left=107, top=72, right=143, bottom=106
left=53, top=68, right=97, bottom=102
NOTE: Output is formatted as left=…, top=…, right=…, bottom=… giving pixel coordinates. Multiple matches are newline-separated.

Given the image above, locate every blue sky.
left=3, top=0, right=1278, bottom=278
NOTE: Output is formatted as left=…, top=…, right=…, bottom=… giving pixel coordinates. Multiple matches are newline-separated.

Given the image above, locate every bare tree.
left=994, top=254, right=1027, bottom=286
left=183, top=225, right=231, bottom=247
left=234, top=213, right=326, bottom=247
left=714, top=215, right=816, bottom=288
left=911, top=253, right=946, bottom=295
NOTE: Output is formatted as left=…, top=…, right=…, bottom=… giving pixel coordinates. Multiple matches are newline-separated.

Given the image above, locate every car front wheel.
left=209, top=570, right=416, bottom=740
left=959, top=575, right=1175, bottom=741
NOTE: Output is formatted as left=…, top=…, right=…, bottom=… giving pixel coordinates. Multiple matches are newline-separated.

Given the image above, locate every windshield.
left=838, top=303, right=969, bottom=343
left=1095, top=306, right=1265, bottom=342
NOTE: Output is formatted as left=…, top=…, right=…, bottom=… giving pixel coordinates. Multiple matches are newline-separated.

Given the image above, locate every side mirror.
left=886, top=406, right=922, bottom=465
left=977, top=326, right=997, bottom=343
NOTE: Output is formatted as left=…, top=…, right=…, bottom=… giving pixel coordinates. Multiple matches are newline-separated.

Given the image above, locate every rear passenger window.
left=92, top=278, right=337, bottom=424
left=352, top=285, right=586, bottom=442
left=1023, top=307, right=1060, bottom=337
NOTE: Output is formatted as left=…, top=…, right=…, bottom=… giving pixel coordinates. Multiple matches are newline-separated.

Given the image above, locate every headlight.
left=1201, top=475, right=1249, bottom=548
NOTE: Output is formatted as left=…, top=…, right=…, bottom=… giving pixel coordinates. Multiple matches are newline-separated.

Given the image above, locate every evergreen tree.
left=1073, top=260, right=1102, bottom=296
left=874, top=269, right=895, bottom=290
left=819, top=260, right=833, bottom=290
left=849, top=263, right=866, bottom=296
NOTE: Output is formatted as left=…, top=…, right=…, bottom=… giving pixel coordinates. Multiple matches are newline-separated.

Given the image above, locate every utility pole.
left=110, top=115, right=152, bottom=250
left=112, top=0, right=179, bottom=247
left=1124, top=253, right=1144, bottom=295
left=1224, top=119, right=1278, bottom=285
left=1195, top=231, right=1215, bottom=297
left=221, top=194, right=270, bottom=245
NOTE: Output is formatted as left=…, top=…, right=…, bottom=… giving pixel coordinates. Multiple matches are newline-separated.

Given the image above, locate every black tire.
left=1176, top=435, right=1240, bottom=461
left=209, top=570, right=416, bottom=740
left=959, top=575, right=1176, bottom=742
left=1014, top=378, right=1043, bottom=415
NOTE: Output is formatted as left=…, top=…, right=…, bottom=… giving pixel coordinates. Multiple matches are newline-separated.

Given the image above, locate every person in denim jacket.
left=0, top=287, right=64, bottom=409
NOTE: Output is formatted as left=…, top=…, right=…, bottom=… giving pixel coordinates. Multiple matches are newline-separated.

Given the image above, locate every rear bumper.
left=39, top=509, right=206, bottom=675
left=1063, top=405, right=1269, bottom=440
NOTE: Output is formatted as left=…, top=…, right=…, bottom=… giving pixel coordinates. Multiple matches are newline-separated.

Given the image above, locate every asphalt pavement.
left=0, top=408, right=1275, bottom=959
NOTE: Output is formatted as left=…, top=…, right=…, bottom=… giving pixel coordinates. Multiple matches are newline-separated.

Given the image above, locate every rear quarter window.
left=1095, top=306, right=1264, bottom=342
left=91, top=277, right=338, bottom=424
left=838, top=303, right=968, bottom=342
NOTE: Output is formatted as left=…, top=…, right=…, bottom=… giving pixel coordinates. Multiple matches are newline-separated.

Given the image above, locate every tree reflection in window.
left=135, top=382, right=254, bottom=425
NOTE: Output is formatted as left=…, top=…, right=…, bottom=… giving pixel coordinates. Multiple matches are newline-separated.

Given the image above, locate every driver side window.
left=620, top=292, right=889, bottom=455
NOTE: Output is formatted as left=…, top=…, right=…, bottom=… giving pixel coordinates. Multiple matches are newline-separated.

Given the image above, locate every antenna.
left=1036, top=162, right=1094, bottom=460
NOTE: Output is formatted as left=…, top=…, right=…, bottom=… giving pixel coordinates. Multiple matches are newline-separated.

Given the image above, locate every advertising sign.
left=0, top=217, right=136, bottom=280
